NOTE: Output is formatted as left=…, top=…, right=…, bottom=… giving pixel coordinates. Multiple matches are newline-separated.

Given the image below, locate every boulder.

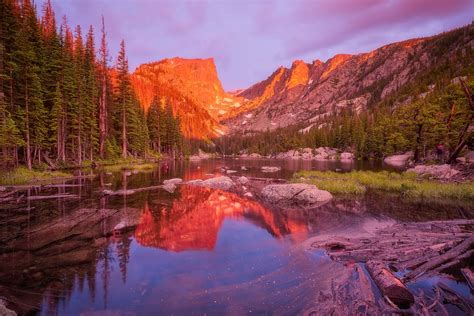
left=189, top=176, right=234, bottom=190
left=163, top=178, right=183, bottom=185
left=287, top=149, right=301, bottom=158
left=407, top=164, right=460, bottom=179
left=261, top=166, right=281, bottom=173
left=241, top=166, right=248, bottom=171
left=189, top=149, right=212, bottom=160
left=340, top=152, right=354, bottom=160
left=384, top=152, right=413, bottom=167
left=465, top=151, right=474, bottom=162
left=237, top=176, right=249, bottom=185
left=226, top=169, right=237, bottom=174
left=261, top=183, right=332, bottom=207
left=248, top=153, right=263, bottom=158
left=162, top=183, right=177, bottom=193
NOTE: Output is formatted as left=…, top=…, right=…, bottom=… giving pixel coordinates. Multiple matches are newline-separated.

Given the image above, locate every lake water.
left=0, top=159, right=472, bottom=315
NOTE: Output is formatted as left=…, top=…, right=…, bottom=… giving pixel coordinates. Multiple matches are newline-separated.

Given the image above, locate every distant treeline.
left=0, top=0, right=184, bottom=169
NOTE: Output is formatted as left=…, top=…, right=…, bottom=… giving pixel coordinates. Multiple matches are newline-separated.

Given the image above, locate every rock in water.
left=162, top=183, right=177, bottom=193
left=163, top=178, right=183, bottom=185
left=384, top=152, right=413, bottom=167
left=237, top=176, right=249, bottom=185
left=261, top=183, right=332, bottom=207
left=340, top=152, right=354, bottom=160
left=188, top=176, right=234, bottom=190
left=261, top=166, right=281, bottom=173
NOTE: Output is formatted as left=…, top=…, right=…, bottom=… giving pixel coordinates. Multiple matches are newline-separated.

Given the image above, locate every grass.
left=293, top=170, right=474, bottom=200
left=0, top=166, right=73, bottom=186
left=99, top=159, right=157, bottom=173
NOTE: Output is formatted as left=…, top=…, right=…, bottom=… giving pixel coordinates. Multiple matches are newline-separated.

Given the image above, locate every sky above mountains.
left=39, top=0, right=473, bottom=91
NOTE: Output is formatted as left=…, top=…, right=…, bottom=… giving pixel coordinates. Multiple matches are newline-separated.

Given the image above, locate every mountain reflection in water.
left=134, top=185, right=308, bottom=251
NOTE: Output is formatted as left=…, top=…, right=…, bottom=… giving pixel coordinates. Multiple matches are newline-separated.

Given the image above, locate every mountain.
left=224, top=25, right=474, bottom=133
left=129, top=25, right=473, bottom=140
left=131, top=57, right=242, bottom=139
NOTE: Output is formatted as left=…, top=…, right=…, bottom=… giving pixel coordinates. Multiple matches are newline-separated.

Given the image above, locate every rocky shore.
left=239, top=147, right=355, bottom=161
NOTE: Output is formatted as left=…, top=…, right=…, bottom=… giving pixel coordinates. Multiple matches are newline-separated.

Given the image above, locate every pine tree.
left=72, top=25, right=85, bottom=164
left=98, top=16, right=108, bottom=159
left=147, top=96, right=162, bottom=152
left=114, top=39, right=132, bottom=158
left=83, top=25, right=98, bottom=161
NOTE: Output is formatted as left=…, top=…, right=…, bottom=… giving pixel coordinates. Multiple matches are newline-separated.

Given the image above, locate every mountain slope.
left=224, top=24, right=474, bottom=133
left=131, top=57, right=242, bottom=139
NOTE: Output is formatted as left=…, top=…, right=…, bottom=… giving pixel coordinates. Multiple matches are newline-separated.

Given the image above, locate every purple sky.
left=38, top=0, right=473, bottom=91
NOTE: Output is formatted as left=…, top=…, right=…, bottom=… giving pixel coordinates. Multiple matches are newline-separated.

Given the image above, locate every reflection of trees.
left=134, top=185, right=308, bottom=251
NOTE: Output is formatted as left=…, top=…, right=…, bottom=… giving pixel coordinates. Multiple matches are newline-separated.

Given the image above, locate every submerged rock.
left=407, top=164, right=460, bottom=179
left=384, top=152, right=413, bottom=167
left=261, top=183, right=332, bottom=207
left=261, top=166, right=281, bottom=173
left=226, top=169, right=237, bottom=174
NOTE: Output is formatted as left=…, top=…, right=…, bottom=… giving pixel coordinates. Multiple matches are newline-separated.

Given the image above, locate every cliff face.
left=131, top=57, right=242, bottom=139
left=224, top=25, right=474, bottom=133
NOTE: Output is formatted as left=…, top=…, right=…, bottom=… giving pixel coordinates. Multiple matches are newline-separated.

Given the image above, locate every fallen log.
left=101, top=185, right=164, bottom=196
left=0, top=189, right=19, bottom=199
left=460, top=267, right=474, bottom=290
left=366, top=260, right=414, bottom=309
left=27, top=194, right=79, bottom=201
left=231, top=176, right=286, bottom=183
left=435, top=249, right=473, bottom=274
left=406, top=235, right=474, bottom=280
left=43, top=184, right=84, bottom=188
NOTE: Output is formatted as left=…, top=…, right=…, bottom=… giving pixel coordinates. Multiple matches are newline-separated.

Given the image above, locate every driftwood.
left=101, top=185, right=164, bottom=196
left=27, top=193, right=79, bottom=201
left=231, top=176, right=286, bottom=183
left=308, top=220, right=474, bottom=284
left=366, top=261, right=414, bottom=309
left=461, top=267, right=474, bottom=290
left=43, top=184, right=83, bottom=188
left=406, top=235, right=474, bottom=280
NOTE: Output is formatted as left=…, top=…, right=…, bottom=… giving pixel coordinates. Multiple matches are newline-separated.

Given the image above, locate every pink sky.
left=39, top=0, right=473, bottom=90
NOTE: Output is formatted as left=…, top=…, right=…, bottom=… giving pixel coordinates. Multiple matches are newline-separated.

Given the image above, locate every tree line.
left=0, top=0, right=184, bottom=169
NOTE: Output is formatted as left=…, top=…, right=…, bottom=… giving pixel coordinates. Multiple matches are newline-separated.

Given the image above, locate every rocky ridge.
left=224, top=25, right=474, bottom=133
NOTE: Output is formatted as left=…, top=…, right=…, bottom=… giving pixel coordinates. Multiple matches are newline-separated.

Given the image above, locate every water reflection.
left=135, top=185, right=308, bottom=251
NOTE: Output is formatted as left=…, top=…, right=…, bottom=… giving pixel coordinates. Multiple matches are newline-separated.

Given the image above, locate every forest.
left=0, top=0, right=184, bottom=170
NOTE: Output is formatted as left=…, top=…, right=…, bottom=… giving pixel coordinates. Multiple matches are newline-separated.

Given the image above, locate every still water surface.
left=0, top=159, right=472, bottom=315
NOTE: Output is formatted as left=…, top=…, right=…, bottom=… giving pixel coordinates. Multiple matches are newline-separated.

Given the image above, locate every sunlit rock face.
left=134, top=185, right=307, bottom=251
left=131, top=58, right=242, bottom=139
left=224, top=26, right=473, bottom=133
